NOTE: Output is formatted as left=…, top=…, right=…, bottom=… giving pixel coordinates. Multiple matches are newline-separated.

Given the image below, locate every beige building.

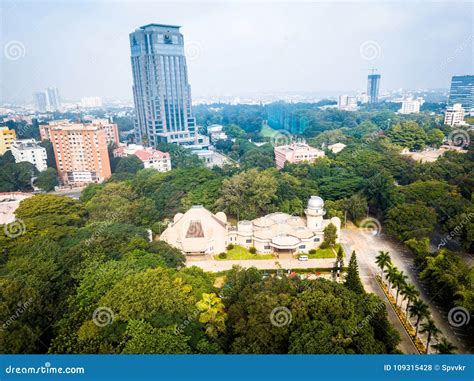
left=0, top=127, right=17, bottom=155
left=274, top=142, right=325, bottom=170
left=161, top=196, right=341, bottom=257
left=47, top=122, right=111, bottom=186
left=40, top=119, right=119, bottom=146
left=444, top=103, right=466, bottom=126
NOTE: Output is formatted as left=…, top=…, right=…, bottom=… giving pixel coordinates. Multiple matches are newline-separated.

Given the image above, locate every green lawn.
left=260, top=123, right=278, bottom=139
left=214, top=245, right=275, bottom=260
left=306, top=244, right=344, bottom=259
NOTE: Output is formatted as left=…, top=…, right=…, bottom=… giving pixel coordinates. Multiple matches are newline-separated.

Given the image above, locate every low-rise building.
left=444, top=103, right=466, bottom=126
left=192, top=149, right=232, bottom=169
left=399, top=97, right=423, bottom=114
left=207, top=124, right=227, bottom=142
left=338, top=95, right=357, bottom=111
left=274, top=142, right=325, bottom=169
left=114, top=144, right=171, bottom=172
left=0, top=127, right=16, bottom=155
left=161, top=196, right=341, bottom=257
left=11, top=139, right=47, bottom=171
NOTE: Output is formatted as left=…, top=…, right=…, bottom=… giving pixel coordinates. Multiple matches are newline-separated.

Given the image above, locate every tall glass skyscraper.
left=367, top=74, right=381, bottom=104
left=448, top=75, right=474, bottom=111
left=129, top=24, right=197, bottom=146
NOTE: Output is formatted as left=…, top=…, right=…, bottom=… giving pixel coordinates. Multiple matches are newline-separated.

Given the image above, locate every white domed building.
left=161, top=196, right=341, bottom=257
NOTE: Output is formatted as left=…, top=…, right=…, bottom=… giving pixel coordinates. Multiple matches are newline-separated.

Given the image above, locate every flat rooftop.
left=140, top=23, right=181, bottom=30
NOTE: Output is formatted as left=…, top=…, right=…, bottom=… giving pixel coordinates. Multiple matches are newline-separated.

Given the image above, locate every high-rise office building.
left=129, top=24, right=197, bottom=146
left=34, top=87, right=61, bottom=112
left=448, top=75, right=473, bottom=111
left=367, top=74, right=381, bottom=104
left=47, top=87, right=61, bottom=111
left=35, top=92, right=49, bottom=112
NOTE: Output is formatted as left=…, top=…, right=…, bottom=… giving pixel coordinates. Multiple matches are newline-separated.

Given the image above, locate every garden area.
left=305, top=243, right=345, bottom=259
left=214, top=245, right=275, bottom=260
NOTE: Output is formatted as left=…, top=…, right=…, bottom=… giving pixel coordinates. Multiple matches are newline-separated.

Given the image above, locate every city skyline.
left=1, top=1, right=472, bottom=103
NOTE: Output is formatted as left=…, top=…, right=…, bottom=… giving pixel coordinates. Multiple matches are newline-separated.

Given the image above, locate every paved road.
left=341, top=222, right=469, bottom=354
left=186, top=257, right=336, bottom=272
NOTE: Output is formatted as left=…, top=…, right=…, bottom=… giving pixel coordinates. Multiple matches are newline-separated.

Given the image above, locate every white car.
left=298, top=255, right=309, bottom=261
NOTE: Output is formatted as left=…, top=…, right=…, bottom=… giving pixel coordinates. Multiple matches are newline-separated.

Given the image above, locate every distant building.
left=0, top=127, right=16, bottom=155
left=114, top=144, right=171, bottom=172
left=274, top=142, right=325, bottom=169
left=207, top=124, right=227, bottom=142
left=46, top=122, right=111, bottom=186
left=338, top=95, right=357, bottom=111
left=399, top=97, right=424, bottom=114
left=129, top=24, right=197, bottom=146
left=328, top=142, right=346, bottom=154
left=34, top=87, right=61, bottom=112
left=161, top=196, right=341, bottom=256
left=357, top=92, right=369, bottom=104
left=448, top=75, right=474, bottom=111
left=80, top=97, right=103, bottom=109
left=34, top=92, right=49, bottom=112
left=444, top=104, right=465, bottom=126
left=46, top=87, right=61, bottom=111
left=11, top=139, right=47, bottom=172
left=192, top=149, right=232, bottom=168
left=367, top=74, right=381, bottom=104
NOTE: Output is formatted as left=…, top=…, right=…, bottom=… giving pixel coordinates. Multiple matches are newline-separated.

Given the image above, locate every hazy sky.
left=1, top=0, right=473, bottom=103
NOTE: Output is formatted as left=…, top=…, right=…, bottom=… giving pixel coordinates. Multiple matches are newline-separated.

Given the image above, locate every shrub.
left=319, top=242, right=329, bottom=249
left=226, top=244, right=234, bottom=250
left=309, top=249, right=317, bottom=255
left=218, top=252, right=227, bottom=259
left=249, top=246, right=257, bottom=254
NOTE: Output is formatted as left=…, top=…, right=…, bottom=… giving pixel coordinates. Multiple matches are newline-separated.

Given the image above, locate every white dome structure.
left=307, top=195, right=324, bottom=209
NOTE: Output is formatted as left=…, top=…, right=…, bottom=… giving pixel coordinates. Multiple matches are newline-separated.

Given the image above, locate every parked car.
left=298, top=255, right=309, bottom=261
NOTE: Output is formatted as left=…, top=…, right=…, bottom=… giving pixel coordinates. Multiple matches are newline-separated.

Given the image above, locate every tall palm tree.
left=384, top=266, right=398, bottom=295
left=393, top=270, right=408, bottom=306
left=400, top=283, right=419, bottom=322
left=409, top=298, right=430, bottom=338
left=375, top=251, right=391, bottom=278
left=420, top=319, right=441, bottom=354
left=432, top=337, right=457, bottom=354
